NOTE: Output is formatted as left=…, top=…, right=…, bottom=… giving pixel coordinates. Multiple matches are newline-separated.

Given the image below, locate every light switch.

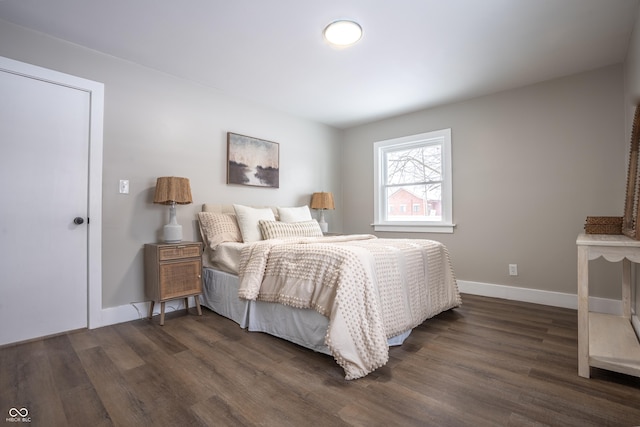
left=119, top=179, right=129, bottom=194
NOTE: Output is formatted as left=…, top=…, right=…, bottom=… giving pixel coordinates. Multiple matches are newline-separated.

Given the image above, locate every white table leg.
left=577, top=245, right=590, bottom=378
left=622, top=258, right=631, bottom=319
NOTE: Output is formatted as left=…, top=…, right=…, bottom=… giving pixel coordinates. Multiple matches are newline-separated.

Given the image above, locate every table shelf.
left=588, top=312, right=640, bottom=377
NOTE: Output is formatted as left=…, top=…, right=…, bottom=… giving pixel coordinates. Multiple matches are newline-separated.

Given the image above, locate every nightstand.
left=144, top=241, right=203, bottom=325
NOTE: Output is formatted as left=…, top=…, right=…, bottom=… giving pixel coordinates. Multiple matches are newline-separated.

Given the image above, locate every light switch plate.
left=119, top=179, right=129, bottom=194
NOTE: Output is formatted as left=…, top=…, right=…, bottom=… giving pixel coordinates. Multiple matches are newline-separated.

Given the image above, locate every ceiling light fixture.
left=323, top=20, right=362, bottom=47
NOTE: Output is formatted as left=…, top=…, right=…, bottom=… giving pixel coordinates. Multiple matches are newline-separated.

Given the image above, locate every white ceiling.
left=0, top=0, right=638, bottom=129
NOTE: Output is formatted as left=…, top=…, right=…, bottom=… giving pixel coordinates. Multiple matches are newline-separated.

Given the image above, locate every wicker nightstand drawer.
left=158, top=244, right=201, bottom=261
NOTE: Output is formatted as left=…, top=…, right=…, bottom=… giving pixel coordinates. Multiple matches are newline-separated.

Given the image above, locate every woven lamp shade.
left=310, top=192, right=335, bottom=210
left=153, top=177, right=192, bottom=205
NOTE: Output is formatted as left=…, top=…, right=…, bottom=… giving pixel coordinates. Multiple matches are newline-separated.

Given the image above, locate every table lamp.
left=310, top=192, right=335, bottom=233
left=153, top=176, right=192, bottom=243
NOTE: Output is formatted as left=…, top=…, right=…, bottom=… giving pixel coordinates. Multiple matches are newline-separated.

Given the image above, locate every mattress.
left=201, top=267, right=411, bottom=355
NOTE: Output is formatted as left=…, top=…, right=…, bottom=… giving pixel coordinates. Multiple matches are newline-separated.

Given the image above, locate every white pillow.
left=277, top=205, right=312, bottom=223
left=233, top=204, right=276, bottom=242
left=259, top=219, right=323, bottom=239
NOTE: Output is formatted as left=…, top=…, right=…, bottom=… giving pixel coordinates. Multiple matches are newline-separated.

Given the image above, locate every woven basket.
left=584, top=216, right=623, bottom=234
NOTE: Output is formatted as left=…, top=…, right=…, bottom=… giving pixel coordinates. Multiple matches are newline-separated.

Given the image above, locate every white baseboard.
left=93, top=282, right=626, bottom=330
left=457, top=280, right=623, bottom=315
left=96, top=297, right=199, bottom=328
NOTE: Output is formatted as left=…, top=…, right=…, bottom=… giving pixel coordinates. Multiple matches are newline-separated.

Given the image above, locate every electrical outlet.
left=509, top=264, right=518, bottom=276
left=119, top=179, right=129, bottom=194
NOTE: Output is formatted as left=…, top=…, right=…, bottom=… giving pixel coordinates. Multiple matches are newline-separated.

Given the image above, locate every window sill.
left=372, top=223, right=455, bottom=233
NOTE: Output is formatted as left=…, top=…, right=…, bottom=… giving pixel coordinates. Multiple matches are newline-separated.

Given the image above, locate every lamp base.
left=317, top=209, right=328, bottom=233
left=163, top=223, right=182, bottom=243
left=163, top=202, right=182, bottom=243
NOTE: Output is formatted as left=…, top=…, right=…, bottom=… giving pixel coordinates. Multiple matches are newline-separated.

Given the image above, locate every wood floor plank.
left=120, top=362, right=203, bottom=426
left=67, top=328, right=102, bottom=352
left=58, top=384, right=113, bottom=427
left=131, top=319, right=190, bottom=355
left=75, top=346, right=153, bottom=426
left=90, top=325, right=146, bottom=371
left=187, top=335, right=349, bottom=425
left=190, top=394, right=255, bottom=427
left=2, top=340, right=69, bottom=426
left=389, top=356, right=518, bottom=425
left=2, top=293, right=640, bottom=426
left=45, top=334, right=92, bottom=392
left=43, top=334, right=113, bottom=426
left=0, top=343, right=20, bottom=409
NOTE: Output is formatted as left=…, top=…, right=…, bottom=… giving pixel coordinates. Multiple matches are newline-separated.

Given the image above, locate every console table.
left=576, top=233, right=640, bottom=378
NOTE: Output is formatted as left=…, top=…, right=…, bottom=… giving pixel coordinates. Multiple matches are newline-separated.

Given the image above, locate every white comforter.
left=237, top=234, right=461, bottom=379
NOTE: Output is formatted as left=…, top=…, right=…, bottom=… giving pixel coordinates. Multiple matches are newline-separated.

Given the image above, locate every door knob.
left=73, top=217, right=84, bottom=225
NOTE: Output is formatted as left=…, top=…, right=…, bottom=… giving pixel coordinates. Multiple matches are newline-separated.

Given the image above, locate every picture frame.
left=227, top=132, right=280, bottom=188
left=623, top=106, right=640, bottom=239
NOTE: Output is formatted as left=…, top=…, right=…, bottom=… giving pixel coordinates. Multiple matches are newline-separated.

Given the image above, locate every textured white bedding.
left=237, top=235, right=460, bottom=379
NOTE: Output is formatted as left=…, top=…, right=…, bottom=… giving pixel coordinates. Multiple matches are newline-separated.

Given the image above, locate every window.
left=373, top=129, right=453, bottom=233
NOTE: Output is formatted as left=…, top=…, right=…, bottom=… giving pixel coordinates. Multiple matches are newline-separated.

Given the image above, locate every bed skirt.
left=201, top=267, right=411, bottom=355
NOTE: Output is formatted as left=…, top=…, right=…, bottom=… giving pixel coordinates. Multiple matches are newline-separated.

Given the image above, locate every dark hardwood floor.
left=2, top=294, right=640, bottom=426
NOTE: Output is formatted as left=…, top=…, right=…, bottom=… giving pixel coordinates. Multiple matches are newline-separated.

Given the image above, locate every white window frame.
left=373, top=129, right=454, bottom=233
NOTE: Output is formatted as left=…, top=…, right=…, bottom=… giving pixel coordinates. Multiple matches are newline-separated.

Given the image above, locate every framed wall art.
left=227, top=132, right=279, bottom=188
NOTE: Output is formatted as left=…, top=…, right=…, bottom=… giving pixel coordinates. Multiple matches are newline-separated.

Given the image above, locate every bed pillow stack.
left=229, top=204, right=323, bottom=242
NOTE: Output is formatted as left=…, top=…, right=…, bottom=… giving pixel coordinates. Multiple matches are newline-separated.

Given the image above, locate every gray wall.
left=342, top=65, right=626, bottom=299
left=0, top=21, right=343, bottom=308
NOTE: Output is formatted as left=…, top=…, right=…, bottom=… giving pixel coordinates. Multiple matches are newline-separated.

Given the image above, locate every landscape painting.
left=227, top=132, right=279, bottom=188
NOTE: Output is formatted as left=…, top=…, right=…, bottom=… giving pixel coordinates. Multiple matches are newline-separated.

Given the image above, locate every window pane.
left=385, top=144, right=442, bottom=185
left=386, top=184, right=442, bottom=221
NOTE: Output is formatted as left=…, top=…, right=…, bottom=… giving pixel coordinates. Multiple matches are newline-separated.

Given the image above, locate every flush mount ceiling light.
left=323, top=20, right=362, bottom=47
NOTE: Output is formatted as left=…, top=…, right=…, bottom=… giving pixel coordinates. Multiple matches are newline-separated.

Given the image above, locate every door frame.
left=0, top=56, right=104, bottom=329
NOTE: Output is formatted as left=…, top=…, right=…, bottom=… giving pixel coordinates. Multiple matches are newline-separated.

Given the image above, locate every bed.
left=197, top=203, right=461, bottom=379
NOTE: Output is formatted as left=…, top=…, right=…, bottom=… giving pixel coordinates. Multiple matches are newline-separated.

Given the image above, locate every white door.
left=0, top=65, right=91, bottom=345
